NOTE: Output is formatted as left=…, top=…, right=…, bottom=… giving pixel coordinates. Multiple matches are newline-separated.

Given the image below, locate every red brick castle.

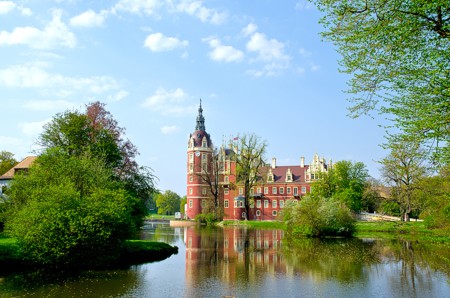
left=186, top=101, right=331, bottom=220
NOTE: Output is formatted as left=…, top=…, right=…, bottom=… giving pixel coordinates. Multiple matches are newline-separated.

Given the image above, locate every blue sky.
left=0, top=0, right=387, bottom=195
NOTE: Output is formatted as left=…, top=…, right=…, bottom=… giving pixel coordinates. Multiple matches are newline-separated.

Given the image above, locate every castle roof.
left=0, top=156, right=37, bottom=179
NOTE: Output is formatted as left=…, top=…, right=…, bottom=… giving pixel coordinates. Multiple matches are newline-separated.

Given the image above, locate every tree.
left=311, top=0, right=450, bottom=166
left=0, top=151, right=18, bottom=176
left=5, top=150, right=139, bottom=268
left=195, top=147, right=225, bottom=221
left=155, top=190, right=181, bottom=215
left=380, top=139, right=428, bottom=221
left=37, top=101, right=155, bottom=225
left=233, top=134, right=267, bottom=220
left=283, top=197, right=355, bottom=237
left=311, top=160, right=369, bottom=212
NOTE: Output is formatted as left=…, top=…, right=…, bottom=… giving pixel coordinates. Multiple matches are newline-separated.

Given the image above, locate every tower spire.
left=195, top=99, right=206, bottom=131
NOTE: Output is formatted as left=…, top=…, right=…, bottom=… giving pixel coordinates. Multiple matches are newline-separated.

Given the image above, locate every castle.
left=186, top=101, right=331, bottom=220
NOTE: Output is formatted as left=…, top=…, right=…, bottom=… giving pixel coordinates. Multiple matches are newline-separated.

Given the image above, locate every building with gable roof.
left=0, top=156, right=37, bottom=193
left=186, top=101, right=331, bottom=220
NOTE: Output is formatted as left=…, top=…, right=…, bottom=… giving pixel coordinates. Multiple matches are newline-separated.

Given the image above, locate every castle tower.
left=186, top=100, right=213, bottom=219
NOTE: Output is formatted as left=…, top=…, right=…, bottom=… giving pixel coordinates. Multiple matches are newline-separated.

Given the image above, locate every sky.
left=0, top=0, right=388, bottom=195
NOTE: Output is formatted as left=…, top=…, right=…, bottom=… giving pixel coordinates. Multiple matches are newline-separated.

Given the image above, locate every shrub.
left=283, top=197, right=355, bottom=237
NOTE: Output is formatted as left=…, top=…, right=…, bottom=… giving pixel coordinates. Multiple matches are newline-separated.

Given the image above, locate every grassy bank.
left=355, top=221, right=450, bottom=242
left=0, top=233, right=178, bottom=274
left=220, top=220, right=285, bottom=229
left=220, top=220, right=450, bottom=242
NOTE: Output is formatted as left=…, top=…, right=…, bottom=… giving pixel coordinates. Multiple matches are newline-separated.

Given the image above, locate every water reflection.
left=0, top=223, right=448, bottom=297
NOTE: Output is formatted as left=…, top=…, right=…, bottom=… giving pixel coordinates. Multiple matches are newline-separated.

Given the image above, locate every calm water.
left=0, top=222, right=449, bottom=297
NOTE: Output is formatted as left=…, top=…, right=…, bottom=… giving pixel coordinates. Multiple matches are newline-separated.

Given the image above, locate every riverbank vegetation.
left=0, top=102, right=161, bottom=270
left=0, top=232, right=177, bottom=274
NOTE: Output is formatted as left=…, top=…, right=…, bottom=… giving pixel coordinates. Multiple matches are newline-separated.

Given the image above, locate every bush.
left=4, top=152, right=139, bottom=269
left=378, top=201, right=401, bottom=217
left=283, top=197, right=355, bottom=237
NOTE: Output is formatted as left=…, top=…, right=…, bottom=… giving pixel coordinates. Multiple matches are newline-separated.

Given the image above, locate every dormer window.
left=285, top=168, right=293, bottom=182
left=202, top=139, right=207, bottom=148
left=267, top=168, right=274, bottom=183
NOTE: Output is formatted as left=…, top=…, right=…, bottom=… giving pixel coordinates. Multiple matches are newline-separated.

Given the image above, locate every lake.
left=0, top=221, right=449, bottom=297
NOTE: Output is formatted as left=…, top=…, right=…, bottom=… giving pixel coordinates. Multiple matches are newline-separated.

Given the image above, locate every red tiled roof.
left=0, top=156, right=37, bottom=179
left=262, top=165, right=310, bottom=183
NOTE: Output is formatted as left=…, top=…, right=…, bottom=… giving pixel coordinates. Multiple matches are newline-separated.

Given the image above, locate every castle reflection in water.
left=184, top=226, right=288, bottom=285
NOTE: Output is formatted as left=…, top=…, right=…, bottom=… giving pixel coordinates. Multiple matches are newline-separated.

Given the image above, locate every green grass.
left=221, top=220, right=285, bottom=229
left=145, top=214, right=175, bottom=220
left=355, top=221, right=450, bottom=242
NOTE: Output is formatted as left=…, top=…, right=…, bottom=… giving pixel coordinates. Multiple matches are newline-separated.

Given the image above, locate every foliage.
left=361, top=178, right=383, bottom=212
left=283, top=197, right=355, bottom=237
left=311, top=160, right=368, bottom=212
left=380, top=139, right=428, bottom=221
left=36, top=101, right=155, bottom=227
left=418, top=166, right=450, bottom=229
left=233, top=134, right=267, bottom=220
left=180, top=196, right=187, bottom=214
left=4, top=151, right=139, bottom=268
left=0, top=151, right=18, bottom=176
left=195, top=213, right=217, bottom=225
left=155, top=190, right=181, bottom=215
left=221, top=220, right=285, bottom=229
left=312, top=0, right=450, bottom=166
left=379, top=201, right=401, bottom=217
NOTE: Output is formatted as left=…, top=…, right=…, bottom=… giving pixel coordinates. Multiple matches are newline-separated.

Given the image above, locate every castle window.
left=189, top=188, right=193, bottom=195
left=224, top=188, right=229, bottom=195
left=272, top=210, right=277, bottom=217
left=224, top=200, right=229, bottom=208
left=189, top=199, right=193, bottom=208
left=239, top=187, right=243, bottom=195
left=256, top=200, right=261, bottom=208
left=201, top=199, right=206, bottom=208
left=189, top=175, right=193, bottom=182
left=264, top=200, right=269, bottom=208
left=189, top=153, right=194, bottom=162
left=293, top=187, right=298, bottom=195
left=285, top=168, right=293, bottom=182
left=272, top=200, right=277, bottom=208
left=264, top=187, right=268, bottom=194
left=202, top=140, right=207, bottom=148
left=189, top=163, right=193, bottom=173
left=280, top=200, right=284, bottom=208
left=301, top=186, right=307, bottom=194
left=287, top=187, right=291, bottom=194
left=257, top=187, right=261, bottom=193
left=202, top=153, right=207, bottom=160
left=279, top=187, right=284, bottom=194
left=242, top=212, right=246, bottom=218
left=202, top=188, right=207, bottom=195
left=224, top=176, right=229, bottom=183
left=256, top=210, right=261, bottom=216
left=272, top=187, right=277, bottom=195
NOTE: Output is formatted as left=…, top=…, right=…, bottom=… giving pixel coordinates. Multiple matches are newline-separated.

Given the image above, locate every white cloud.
left=142, top=87, right=196, bottom=116
left=298, top=48, right=311, bottom=57
left=144, top=33, right=188, bottom=52
left=174, top=0, right=227, bottom=24
left=70, top=9, right=107, bottom=27
left=310, top=63, right=320, bottom=71
left=113, top=0, right=162, bottom=15
left=0, top=64, right=121, bottom=97
left=23, top=100, right=75, bottom=111
left=295, top=1, right=314, bottom=10
left=19, top=119, right=50, bottom=136
left=0, top=1, right=31, bottom=15
left=161, top=125, right=180, bottom=134
left=203, top=37, right=243, bottom=63
left=107, top=90, right=129, bottom=102
left=245, top=30, right=291, bottom=77
left=0, top=10, right=76, bottom=49
left=242, top=23, right=257, bottom=37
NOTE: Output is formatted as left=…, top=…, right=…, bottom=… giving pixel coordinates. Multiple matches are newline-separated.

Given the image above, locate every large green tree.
left=5, top=150, right=139, bottom=268
left=233, top=134, right=267, bottom=220
left=37, top=101, right=155, bottom=224
left=155, top=190, right=181, bottom=215
left=311, top=160, right=369, bottom=212
left=311, top=0, right=450, bottom=166
left=380, top=139, right=428, bottom=221
left=0, top=151, right=17, bottom=176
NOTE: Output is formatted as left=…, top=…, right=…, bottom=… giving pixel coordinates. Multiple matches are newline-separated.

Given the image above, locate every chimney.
left=300, top=156, right=305, bottom=168
left=271, top=157, right=276, bottom=169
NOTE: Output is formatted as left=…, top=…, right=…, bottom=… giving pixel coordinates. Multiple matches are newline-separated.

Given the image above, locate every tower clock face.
left=195, top=151, right=200, bottom=157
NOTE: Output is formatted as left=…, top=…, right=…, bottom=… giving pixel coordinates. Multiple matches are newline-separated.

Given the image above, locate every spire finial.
left=195, top=98, right=206, bottom=131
